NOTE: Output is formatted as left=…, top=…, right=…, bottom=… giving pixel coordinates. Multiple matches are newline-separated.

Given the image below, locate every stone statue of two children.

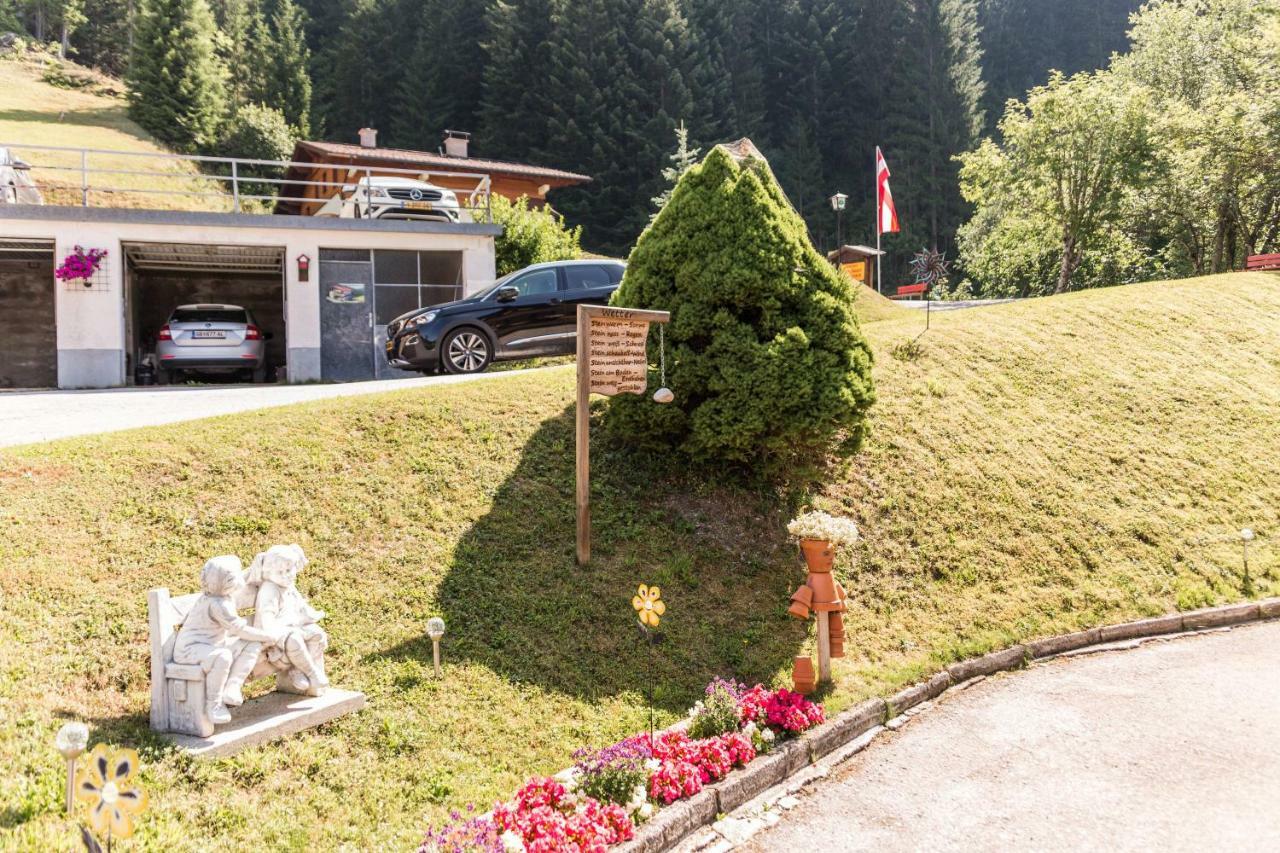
left=172, top=544, right=329, bottom=726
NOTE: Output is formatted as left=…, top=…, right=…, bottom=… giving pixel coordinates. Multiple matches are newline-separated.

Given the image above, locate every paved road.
left=896, top=298, right=1018, bottom=311
left=745, top=622, right=1280, bottom=852
left=0, top=366, right=556, bottom=448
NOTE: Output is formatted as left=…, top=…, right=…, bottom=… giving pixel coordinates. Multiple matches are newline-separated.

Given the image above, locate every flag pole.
left=875, top=148, right=882, bottom=294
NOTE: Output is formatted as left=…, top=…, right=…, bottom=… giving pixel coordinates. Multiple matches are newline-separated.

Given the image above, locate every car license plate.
left=192, top=330, right=226, bottom=339
left=404, top=200, right=433, bottom=210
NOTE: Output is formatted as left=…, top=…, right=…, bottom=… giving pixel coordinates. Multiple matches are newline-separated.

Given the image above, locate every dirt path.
left=743, top=622, right=1280, bottom=852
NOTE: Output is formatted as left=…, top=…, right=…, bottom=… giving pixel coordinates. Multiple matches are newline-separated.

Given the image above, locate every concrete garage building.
left=0, top=206, right=500, bottom=388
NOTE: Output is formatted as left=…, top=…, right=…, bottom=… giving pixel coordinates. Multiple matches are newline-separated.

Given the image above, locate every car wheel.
left=441, top=328, right=492, bottom=374
left=156, top=368, right=170, bottom=386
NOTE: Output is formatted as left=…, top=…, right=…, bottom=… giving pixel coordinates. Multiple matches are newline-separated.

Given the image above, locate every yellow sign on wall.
left=842, top=261, right=866, bottom=282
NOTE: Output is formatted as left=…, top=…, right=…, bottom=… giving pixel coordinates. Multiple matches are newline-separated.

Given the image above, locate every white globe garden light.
left=426, top=617, right=446, bottom=677
left=55, top=721, right=89, bottom=814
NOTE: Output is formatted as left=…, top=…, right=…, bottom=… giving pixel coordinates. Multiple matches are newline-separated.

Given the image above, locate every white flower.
left=553, top=767, right=580, bottom=791
left=638, top=802, right=654, bottom=820
left=628, top=783, right=648, bottom=809
left=741, top=721, right=758, bottom=738
left=761, top=728, right=775, bottom=743
left=644, top=758, right=661, bottom=772
left=787, top=510, right=860, bottom=545
left=501, top=830, right=526, bottom=853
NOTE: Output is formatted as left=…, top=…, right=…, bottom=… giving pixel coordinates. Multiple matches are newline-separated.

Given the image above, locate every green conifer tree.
left=606, top=144, right=876, bottom=480
left=267, top=0, right=312, bottom=136
left=127, top=0, right=227, bottom=151
left=391, top=0, right=486, bottom=149
left=478, top=0, right=560, bottom=160
left=650, top=120, right=701, bottom=219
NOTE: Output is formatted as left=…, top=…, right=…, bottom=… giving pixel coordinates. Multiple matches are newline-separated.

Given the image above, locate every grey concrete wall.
left=130, top=272, right=287, bottom=374
left=0, top=255, right=57, bottom=388
left=57, top=348, right=125, bottom=388
left=285, top=347, right=321, bottom=382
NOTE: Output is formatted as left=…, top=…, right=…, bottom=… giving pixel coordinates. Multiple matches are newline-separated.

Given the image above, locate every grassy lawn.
left=2, top=272, right=1278, bottom=849
left=0, top=57, right=228, bottom=211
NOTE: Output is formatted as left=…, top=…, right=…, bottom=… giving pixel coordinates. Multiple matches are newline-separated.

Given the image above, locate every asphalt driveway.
left=743, top=621, right=1280, bottom=852
left=0, top=366, right=556, bottom=448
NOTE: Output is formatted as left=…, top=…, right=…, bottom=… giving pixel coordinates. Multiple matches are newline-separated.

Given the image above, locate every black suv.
left=385, top=259, right=626, bottom=374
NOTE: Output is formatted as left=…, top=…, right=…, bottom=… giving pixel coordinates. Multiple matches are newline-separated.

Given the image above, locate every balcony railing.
left=0, top=142, right=493, bottom=223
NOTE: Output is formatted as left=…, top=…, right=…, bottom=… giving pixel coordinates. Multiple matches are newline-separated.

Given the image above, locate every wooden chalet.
left=276, top=129, right=591, bottom=216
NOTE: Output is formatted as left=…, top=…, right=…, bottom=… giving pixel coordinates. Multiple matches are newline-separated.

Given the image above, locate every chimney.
left=358, top=127, right=378, bottom=148
left=443, top=129, right=470, bottom=158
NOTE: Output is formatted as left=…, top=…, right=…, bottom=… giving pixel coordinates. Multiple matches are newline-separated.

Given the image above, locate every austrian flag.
left=876, top=147, right=900, bottom=235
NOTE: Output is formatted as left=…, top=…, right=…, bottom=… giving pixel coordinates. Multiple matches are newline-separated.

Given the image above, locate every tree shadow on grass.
left=368, top=404, right=810, bottom=714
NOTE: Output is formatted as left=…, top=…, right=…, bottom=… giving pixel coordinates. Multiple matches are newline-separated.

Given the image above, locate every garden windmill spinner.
left=575, top=305, right=672, bottom=565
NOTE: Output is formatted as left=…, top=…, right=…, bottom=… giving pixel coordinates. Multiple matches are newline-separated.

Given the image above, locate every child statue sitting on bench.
left=171, top=556, right=284, bottom=725
left=248, top=544, right=330, bottom=696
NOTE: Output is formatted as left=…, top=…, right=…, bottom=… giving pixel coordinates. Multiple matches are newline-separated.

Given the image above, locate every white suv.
left=313, top=176, right=469, bottom=223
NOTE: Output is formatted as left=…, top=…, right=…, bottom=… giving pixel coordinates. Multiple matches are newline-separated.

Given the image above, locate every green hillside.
left=0, top=54, right=226, bottom=210
left=1, top=272, right=1276, bottom=849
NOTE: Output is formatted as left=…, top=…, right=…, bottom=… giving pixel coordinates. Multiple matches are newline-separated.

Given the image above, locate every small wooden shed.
left=827, top=244, right=884, bottom=292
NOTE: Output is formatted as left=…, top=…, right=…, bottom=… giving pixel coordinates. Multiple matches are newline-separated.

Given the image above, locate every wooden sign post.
left=576, top=304, right=671, bottom=566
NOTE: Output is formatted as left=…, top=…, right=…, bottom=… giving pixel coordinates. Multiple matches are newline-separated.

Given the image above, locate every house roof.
left=828, top=244, right=885, bottom=260
left=290, top=141, right=592, bottom=186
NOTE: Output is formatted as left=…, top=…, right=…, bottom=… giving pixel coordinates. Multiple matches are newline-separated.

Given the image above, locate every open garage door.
left=123, top=242, right=285, bottom=384
left=0, top=238, right=56, bottom=388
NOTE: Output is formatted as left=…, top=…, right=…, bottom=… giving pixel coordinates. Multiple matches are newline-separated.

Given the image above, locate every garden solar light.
left=55, top=721, right=89, bottom=814
left=426, top=617, right=446, bottom=677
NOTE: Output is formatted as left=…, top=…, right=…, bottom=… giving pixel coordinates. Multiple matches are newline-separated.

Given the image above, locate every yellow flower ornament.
left=632, top=584, right=666, bottom=628
left=75, top=744, right=148, bottom=840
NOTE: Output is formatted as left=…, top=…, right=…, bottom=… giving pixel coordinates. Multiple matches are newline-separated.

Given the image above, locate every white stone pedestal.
left=163, top=689, right=366, bottom=759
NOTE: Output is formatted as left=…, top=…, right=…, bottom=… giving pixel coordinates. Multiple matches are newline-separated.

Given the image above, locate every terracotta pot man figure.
left=248, top=544, right=329, bottom=695
left=171, top=556, right=283, bottom=724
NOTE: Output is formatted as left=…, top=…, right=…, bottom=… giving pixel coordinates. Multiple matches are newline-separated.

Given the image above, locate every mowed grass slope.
left=0, top=57, right=227, bottom=211
left=2, top=272, right=1278, bottom=849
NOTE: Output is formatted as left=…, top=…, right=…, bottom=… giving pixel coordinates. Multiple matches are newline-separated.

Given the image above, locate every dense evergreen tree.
left=69, top=0, right=133, bottom=74
left=477, top=0, right=561, bottom=161
left=607, top=144, right=876, bottom=481
left=977, top=0, right=1140, bottom=134
left=126, top=0, right=226, bottom=151
left=390, top=0, right=487, bottom=150
left=266, top=0, right=312, bottom=135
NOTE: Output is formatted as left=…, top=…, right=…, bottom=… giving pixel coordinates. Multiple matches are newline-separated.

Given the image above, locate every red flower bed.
left=419, top=681, right=824, bottom=851
left=492, top=777, right=634, bottom=853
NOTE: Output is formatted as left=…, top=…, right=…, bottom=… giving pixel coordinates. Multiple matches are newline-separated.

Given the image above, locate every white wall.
left=0, top=216, right=497, bottom=388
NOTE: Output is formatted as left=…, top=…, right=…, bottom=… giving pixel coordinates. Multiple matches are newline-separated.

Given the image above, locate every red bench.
left=891, top=282, right=928, bottom=300
left=1246, top=253, right=1280, bottom=271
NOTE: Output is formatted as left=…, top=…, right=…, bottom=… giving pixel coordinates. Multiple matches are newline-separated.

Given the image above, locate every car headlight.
left=411, top=310, right=439, bottom=327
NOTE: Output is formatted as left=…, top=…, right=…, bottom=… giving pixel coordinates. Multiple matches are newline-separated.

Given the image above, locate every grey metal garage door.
left=319, top=249, right=375, bottom=381
left=0, top=246, right=56, bottom=388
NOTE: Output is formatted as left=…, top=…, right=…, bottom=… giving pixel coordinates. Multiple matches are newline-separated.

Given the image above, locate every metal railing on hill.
left=0, top=142, right=493, bottom=223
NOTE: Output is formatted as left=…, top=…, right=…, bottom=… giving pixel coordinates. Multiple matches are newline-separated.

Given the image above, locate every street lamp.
left=829, top=192, right=848, bottom=255
left=55, top=721, right=89, bottom=815
left=426, top=617, right=446, bottom=678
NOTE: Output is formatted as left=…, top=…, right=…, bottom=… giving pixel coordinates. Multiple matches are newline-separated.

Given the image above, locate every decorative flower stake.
left=632, top=584, right=666, bottom=629
left=75, top=744, right=148, bottom=847
left=631, top=582, right=669, bottom=746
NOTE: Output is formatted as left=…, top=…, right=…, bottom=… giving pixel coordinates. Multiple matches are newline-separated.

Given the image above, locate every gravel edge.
left=615, top=597, right=1279, bottom=853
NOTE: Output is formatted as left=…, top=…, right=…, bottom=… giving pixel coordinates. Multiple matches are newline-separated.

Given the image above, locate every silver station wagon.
left=156, top=304, right=268, bottom=383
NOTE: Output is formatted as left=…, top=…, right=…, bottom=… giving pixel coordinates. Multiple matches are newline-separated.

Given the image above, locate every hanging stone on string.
left=653, top=323, right=674, bottom=404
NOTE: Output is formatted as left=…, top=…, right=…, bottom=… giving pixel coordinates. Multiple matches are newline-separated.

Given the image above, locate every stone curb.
left=617, top=596, right=1280, bottom=853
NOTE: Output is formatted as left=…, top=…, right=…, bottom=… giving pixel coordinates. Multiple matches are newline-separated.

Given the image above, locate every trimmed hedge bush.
left=605, top=145, right=875, bottom=481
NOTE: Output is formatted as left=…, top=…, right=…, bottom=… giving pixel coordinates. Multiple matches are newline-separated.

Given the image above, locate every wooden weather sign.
left=576, top=304, right=671, bottom=565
